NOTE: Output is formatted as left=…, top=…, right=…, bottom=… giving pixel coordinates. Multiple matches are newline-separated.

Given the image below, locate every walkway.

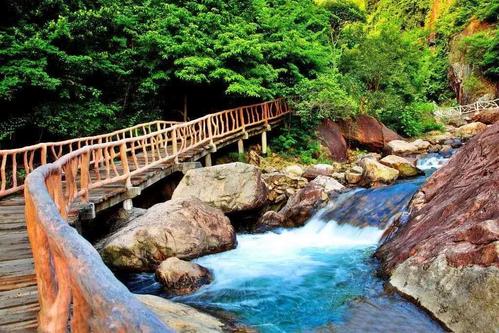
left=0, top=99, right=290, bottom=332
left=434, top=98, right=499, bottom=119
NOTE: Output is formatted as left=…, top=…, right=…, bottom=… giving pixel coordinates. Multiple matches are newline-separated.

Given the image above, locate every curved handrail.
left=24, top=98, right=290, bottom=332
left=0, top=120, right=178, bottom=197
left=434, top=98, right=499, bottom=119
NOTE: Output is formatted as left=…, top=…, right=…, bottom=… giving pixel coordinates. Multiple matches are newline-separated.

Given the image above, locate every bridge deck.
left=0, top=122, right=277, bottom=331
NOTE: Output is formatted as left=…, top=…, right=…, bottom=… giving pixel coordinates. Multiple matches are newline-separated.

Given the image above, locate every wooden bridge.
left=0, top=99, right=290, bottom=332
left=434, top=98, right=499, bottom=119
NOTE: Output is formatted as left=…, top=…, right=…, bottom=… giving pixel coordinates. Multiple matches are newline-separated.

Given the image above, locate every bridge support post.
left=122, top=187, right=140, bottom=211
left=123, top=199, right=133, bottom=211
left=205, top=153, right=212, bottom=167
left=238, top=139, right=244, bottom=155
left=261, top=131, right=268, bottom=155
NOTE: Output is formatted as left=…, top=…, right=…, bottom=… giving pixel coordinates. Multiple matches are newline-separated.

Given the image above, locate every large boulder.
left=256, top=183, right=329, bottom=230
left=323, top=179, right=423, bottom=228
left=302, top=164, right=336, bottom=180
left=262, top=172, right=308, bottom=209
left=423, top=131, right=454, bottom=145
left=454, top=121, right=487, bottom=139
left=171, top=162, right=267, bottom=213
left=98, top=198, right=236, bottom=271
left=337, top=115, right=401, bottom=152
left=386, top=139, right=430, bottom=156
left=137, top=294, right=226, bottom=333
left=310, top=175, right=345, bottom=193
left=359, top=158, right=399, bottom=186
left=277, top=183, right=329, bottom=227
left=283, top=165, right=304, bottom=178
left=380, top=155, right=420, bottom=178
left=471, top=107, right=499, bottom=124
left=317, top=119, right=348, bottom=161
left=376, top=123, right=499, bottom=332
left=155, top=257, right=212, bottom=295
left=345, top=166, right=363, bottom=185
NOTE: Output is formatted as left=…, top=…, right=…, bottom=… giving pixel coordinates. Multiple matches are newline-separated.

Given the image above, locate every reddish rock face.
left=376, top=123, right=499, bottom=272
left=471, top=107, right=499, bottom=124
left=338, top=115, right=401, bottom=152
left=317, top=119, right=348, bottom=161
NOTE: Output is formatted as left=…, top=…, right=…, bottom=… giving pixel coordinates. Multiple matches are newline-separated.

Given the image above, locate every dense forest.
left=0, top=0, right=497, bottom=148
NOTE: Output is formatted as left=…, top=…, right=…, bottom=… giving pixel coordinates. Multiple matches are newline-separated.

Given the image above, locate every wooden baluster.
left=103, top=147, right=111, bottom=179
left=41, top=144, right=47, bottom=165
left=120, top=144, right=131, bottom=187
left=110, top=147, right=119, bottom=177
left=11, top=153, right=17, bottom=188
left=207, top=116, right=214, bottom=147
left=172, top=128, right=178, bottom=163
left=239, top=108, right=245, bottom=132
left=23, top=151, right=29, bottom=174
left=0, top=153, right=6, bottom=192
left=80, top=152, right=90, bottom=203
left=131, top=141, right=139, bottom=169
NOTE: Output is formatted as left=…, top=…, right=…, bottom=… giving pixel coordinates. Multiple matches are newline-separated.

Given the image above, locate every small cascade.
left=417, top=153, right=451, bottom=173
left=123, top=154, right=451, bottom=332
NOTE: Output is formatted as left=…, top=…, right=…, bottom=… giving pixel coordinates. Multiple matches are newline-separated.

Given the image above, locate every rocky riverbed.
left=94, top=114, right=497, bottom=332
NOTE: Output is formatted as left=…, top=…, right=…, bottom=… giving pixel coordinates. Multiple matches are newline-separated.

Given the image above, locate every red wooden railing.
left=23, top=99, right=290, bottom=332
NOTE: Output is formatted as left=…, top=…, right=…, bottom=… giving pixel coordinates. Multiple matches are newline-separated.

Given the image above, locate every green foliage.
left=0, top=0, right=333, bottom=143
left=271, top=118, right=329, bottom=164
left=292, top=70, right=359, bottom=122
left=336, top=21, right=439, bottom=135
left=1, top=0, right=497, bottom=148
left=399, top=102, right=444, bottom=137
left=227, top=152, right=248, bottom=163
left=460, top=30, right=499, bottom=81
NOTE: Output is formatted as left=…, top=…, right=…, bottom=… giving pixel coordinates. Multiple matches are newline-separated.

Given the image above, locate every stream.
left=123, top=154, right=450, bottom=332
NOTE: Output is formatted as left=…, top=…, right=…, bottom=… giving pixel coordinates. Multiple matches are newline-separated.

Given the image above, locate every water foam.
left=189, top=217, right=384, bottom=291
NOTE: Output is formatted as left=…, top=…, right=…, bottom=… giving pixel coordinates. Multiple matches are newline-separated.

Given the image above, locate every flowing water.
left=123, top=154, right=450, bottom=332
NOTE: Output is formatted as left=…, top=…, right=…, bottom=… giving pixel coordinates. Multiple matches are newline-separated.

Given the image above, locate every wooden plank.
left=0, top=285, right=38, bottom=310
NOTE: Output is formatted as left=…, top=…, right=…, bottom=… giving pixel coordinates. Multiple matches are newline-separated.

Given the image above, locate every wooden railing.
left=434, top=98, right=499, bottom=119
left=24, top=99, right=290, bottom=332
left=0, top=120, right=178, bottom=198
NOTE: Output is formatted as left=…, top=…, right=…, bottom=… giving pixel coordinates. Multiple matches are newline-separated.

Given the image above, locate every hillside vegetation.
left=0, top=0, right=497, bottom=147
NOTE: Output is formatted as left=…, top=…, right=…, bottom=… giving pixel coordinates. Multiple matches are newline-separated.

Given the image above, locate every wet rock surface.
left=323, top=178, right=423, bottom=228
left=155, top=257, right=212, bottom=295
left=358, top=158, right=399, bottom=186
left=255, top=182, right=330, bottom=230
left=376, top=123, right=499, bottom=332
left=380, top=155, right=420, bottom=178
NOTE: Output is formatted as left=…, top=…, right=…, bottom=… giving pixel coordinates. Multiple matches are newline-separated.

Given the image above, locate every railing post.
left=206, top=116, right=216, bottom=152
left=239, top=108, right=248, bottom=139
left=41, top=144, right=47, bottom=165
left=172, top=128, right=179, bottom=164
left=80, top=152, right=90, bottom=203
left=119, top=143, right=134, bottom=210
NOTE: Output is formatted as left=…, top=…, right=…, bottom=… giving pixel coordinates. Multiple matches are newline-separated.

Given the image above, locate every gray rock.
left=98, top=198, right=236, bottom=271
left=172, top=162, right=268, bottom=213
left=137, top=294, right=226, bottom=333
left=390, top=255, right=499, bottom=333
left=156, top=257, right=212, bottom=295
